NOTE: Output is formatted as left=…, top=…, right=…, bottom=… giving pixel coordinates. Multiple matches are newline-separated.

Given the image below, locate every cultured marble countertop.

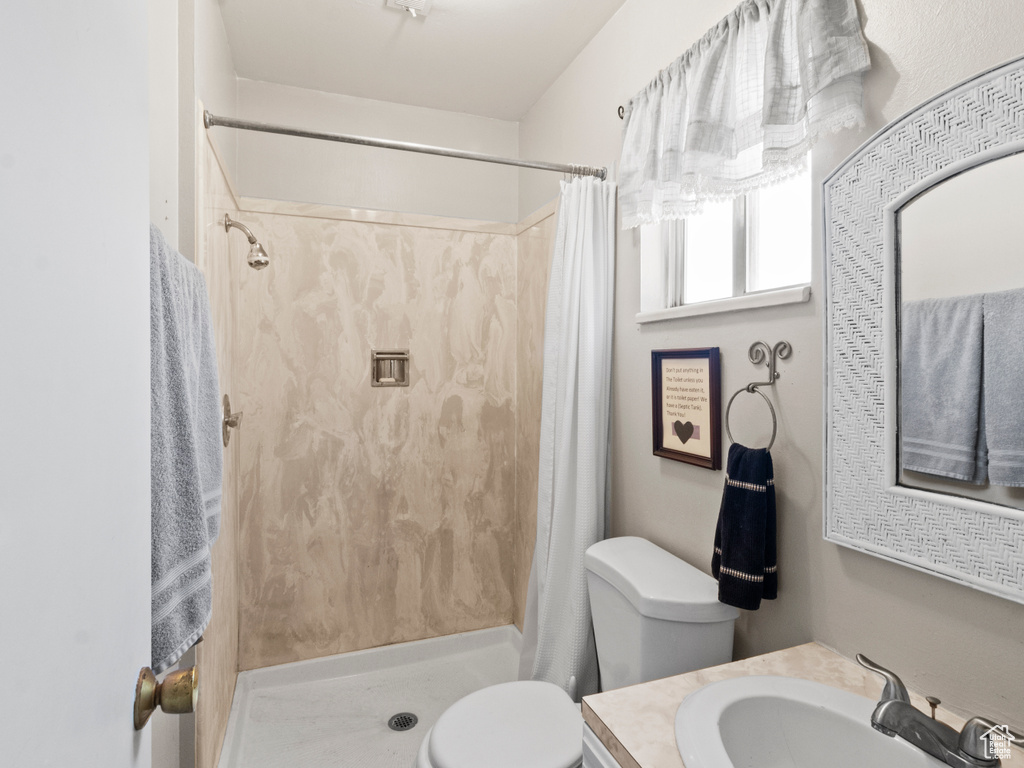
left=582, top=642, right=1020, bottom=768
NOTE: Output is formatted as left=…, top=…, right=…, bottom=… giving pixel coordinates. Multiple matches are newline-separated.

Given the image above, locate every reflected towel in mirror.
left=983, top=288, right=1024, bottom=486
left=900, top=295, right=985, bottom=482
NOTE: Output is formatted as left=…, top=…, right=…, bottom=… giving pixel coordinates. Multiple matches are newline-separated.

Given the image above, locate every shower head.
left=247, top=242, right=270, bottom=270
left=223, top=214, right=270, bottom=270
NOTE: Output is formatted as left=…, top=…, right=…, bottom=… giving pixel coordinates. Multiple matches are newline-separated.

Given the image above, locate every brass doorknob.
left=134, top=665, right=199, bottom=730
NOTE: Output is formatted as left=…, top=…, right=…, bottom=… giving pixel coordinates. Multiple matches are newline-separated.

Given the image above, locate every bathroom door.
left=0, top=3, right=152, bottom=766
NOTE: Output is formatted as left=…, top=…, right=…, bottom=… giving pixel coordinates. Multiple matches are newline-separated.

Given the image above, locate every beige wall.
left=234, top=204, right=521, bottom=669
left=235, top=80, right=521, bottom=223
left=192, top=134, right=242, bottom=768
left=513, top=204, right=558, bottom=628
left=519, top=0, right=1024, bottom=725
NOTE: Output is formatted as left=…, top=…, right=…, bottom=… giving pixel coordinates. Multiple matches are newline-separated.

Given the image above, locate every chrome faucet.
left=857, top=655, right=1024, bottom=768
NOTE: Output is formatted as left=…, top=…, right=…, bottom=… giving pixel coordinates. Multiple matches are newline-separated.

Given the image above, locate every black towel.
left=711, top=443, right=777, bottom=610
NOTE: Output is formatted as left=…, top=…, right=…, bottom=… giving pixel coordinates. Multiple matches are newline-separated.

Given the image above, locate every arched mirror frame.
left=823, top=55, right=1024, bottom=604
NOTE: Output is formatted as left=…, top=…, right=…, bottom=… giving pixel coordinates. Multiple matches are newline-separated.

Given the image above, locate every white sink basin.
left=675, top=676, right=947, bottom=768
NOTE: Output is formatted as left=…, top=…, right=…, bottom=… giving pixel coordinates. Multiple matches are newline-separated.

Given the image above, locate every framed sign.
left=652, top=347, right=721, bottom=469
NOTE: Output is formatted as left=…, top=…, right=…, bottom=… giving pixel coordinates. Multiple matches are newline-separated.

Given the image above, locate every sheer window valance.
left=619, top=0, right=870, bottom=229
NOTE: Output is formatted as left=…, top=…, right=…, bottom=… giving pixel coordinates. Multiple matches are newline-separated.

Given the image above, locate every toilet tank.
left=585, top=537, right=739, bottom=691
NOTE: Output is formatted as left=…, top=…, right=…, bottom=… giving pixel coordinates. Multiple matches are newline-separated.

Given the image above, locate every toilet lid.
left=428, top=681, right=582, bottom=768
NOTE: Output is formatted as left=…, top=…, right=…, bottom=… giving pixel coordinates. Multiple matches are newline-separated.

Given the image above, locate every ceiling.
left=217, top=0, right=628, bottom=122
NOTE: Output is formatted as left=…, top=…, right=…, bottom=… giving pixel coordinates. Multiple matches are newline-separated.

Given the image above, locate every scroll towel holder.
left=725, top=341, right=791, bottom=450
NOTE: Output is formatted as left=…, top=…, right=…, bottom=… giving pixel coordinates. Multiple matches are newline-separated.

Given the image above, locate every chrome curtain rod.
left=204, top=111, right=607, bottom=180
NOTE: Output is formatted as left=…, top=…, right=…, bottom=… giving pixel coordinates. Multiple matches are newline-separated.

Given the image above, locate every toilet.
left=415, top=537, right=739, bottom=768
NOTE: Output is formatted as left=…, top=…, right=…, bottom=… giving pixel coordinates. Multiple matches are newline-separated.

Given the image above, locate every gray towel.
left=901, top=295, right=985, bottom=482
left=983, top=288, right=1024, bottom=486
left=150, top=224, right=222, bottom=673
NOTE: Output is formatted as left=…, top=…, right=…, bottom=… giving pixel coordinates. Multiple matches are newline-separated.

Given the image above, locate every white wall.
left=0, top=2, right=152, bottom=764
left=185, top=3, right=522, bottom=226
left=151, top=0, right=180, bottom=247
left=519, top=0, right=733, bottom=218
left=519, top=0, right=1024, bottom=724
left=178, top=0, right=239, bottom=258
left=234, top=79, right=520, bottom=222
left=195, top=0, right=239, bottom=177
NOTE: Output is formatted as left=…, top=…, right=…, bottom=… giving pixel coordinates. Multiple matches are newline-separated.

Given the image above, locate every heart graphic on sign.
left=673, top=420, right=695, bottom=444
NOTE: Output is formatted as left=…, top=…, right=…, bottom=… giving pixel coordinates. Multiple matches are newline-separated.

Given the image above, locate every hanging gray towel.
left=150, top=224, right=222, bottom=673
left=983, top=288, right=1024, bottom=486
left=900, top=295, right=985, bottom=483
left=712, top=443, right=777, bottom=611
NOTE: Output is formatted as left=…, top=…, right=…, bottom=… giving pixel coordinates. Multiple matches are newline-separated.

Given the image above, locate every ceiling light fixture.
left=385, top=0, right=431, bottom=19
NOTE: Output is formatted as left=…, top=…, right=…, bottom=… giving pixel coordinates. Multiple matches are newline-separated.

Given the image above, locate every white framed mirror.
left=823, top=55, right=1024, bottom=604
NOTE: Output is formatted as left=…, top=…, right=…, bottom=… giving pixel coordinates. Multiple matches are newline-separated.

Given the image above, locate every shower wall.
left=512, top=204, right=557, bottom=628
left=234, top=201, right=522, bottom=670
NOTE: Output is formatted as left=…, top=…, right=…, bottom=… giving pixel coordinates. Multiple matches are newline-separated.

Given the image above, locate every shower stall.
left=193, top=104, right=591, bottom=766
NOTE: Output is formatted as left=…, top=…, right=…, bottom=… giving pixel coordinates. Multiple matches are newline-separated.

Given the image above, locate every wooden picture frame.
left=652, top=347, right=721, bottom=469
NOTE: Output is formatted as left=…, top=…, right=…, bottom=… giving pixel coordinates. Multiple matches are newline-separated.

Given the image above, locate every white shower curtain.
left=518, top=175, right=616, bottom=701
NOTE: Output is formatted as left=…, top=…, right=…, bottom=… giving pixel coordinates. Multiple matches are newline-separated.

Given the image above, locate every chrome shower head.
left=247, top=242, right=270, bottom=270
left=223, top=214, right=270, bottom=270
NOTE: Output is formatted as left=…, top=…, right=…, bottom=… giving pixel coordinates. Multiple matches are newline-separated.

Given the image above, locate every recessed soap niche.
left=371, top=349, right=410, bottom=387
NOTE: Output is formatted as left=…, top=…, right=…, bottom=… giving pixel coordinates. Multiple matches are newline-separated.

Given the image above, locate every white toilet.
left=415, top=536, right=740, bottom=768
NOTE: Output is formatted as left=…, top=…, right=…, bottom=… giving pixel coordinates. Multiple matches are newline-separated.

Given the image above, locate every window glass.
left=637, top=160, right=811, bottom=316
left=683, top=199, right=733, bottom=304
left=747, top=167, right=811, bottom=293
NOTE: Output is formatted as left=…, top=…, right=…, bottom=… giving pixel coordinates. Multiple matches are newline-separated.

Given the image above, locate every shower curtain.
left=518, top=175, right=616, bottom=701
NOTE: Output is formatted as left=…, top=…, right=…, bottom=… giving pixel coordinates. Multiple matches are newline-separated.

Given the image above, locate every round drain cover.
left=388, top=712, right=418, bottom=731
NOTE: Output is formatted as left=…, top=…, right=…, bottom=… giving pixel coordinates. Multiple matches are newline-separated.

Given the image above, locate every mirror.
left=823, top=55, right=1024, bottom=605
left=897, top=152, right=1024, bottom=510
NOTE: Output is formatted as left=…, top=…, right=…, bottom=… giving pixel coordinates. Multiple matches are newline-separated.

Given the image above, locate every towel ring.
left=724, top=340, right=789, bottom=450
left=725, top=385, right=778, bottom=450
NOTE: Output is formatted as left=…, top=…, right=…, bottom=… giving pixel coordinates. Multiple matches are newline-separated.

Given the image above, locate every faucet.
left=857, top=655, right=1024, bottom=768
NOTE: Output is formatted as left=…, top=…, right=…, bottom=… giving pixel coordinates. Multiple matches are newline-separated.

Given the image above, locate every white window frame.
left=636, top=185, right=812, bottom=324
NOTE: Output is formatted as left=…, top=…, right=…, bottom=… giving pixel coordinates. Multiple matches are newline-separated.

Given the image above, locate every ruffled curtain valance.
left=619, top=0, right=870, bottom=229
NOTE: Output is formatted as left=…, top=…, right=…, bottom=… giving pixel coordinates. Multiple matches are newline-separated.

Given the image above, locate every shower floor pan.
left=218, top=625, right=522, bottom=768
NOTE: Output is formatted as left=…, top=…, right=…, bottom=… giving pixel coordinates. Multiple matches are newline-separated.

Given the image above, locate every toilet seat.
left=416, top=680, right=582, bottom=768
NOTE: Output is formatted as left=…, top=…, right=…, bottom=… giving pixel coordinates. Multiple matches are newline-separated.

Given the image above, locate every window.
left=638, top=165, right=811, bottom=320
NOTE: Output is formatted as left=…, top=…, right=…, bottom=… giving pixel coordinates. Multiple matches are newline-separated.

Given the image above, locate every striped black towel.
left=711, top=443, right=777, bottom=610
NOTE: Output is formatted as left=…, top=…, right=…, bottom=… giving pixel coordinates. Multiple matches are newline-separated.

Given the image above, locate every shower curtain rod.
left=204, top=111, right=607, bottom=180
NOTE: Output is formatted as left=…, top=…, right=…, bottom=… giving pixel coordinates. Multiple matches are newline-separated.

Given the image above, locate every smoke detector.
left=386, top=0, right=432, bottom=18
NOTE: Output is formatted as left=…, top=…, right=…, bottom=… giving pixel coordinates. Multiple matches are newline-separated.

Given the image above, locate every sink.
left=675, top=676, right=947, bottom=768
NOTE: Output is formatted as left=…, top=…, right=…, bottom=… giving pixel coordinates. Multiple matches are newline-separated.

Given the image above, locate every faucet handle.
left=959, top=717, right=1024, bottom=762
left=856, top=654, right=912, bottom=704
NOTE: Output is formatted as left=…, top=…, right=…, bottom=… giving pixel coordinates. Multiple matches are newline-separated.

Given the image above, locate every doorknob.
left=134, top=665, right=199, bottom=730
left=222, top=394, right=243, bottom=447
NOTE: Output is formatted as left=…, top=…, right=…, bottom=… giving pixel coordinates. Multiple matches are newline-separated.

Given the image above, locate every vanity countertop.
left=581, top=642, right=1020, bottom=768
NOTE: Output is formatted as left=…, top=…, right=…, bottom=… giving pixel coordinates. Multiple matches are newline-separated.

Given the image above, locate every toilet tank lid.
left=585, top=537, right=740, bottom=623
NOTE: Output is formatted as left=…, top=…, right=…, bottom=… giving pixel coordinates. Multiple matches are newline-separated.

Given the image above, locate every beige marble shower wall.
left=235, top=201, right=535, bottom=669
left=194, top=131, right=241, bottom=768
left=513, top=204, right=557, bottom=629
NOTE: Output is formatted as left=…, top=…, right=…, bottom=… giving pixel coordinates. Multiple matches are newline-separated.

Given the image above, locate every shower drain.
left=387, top=712, right=418, bottom=732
